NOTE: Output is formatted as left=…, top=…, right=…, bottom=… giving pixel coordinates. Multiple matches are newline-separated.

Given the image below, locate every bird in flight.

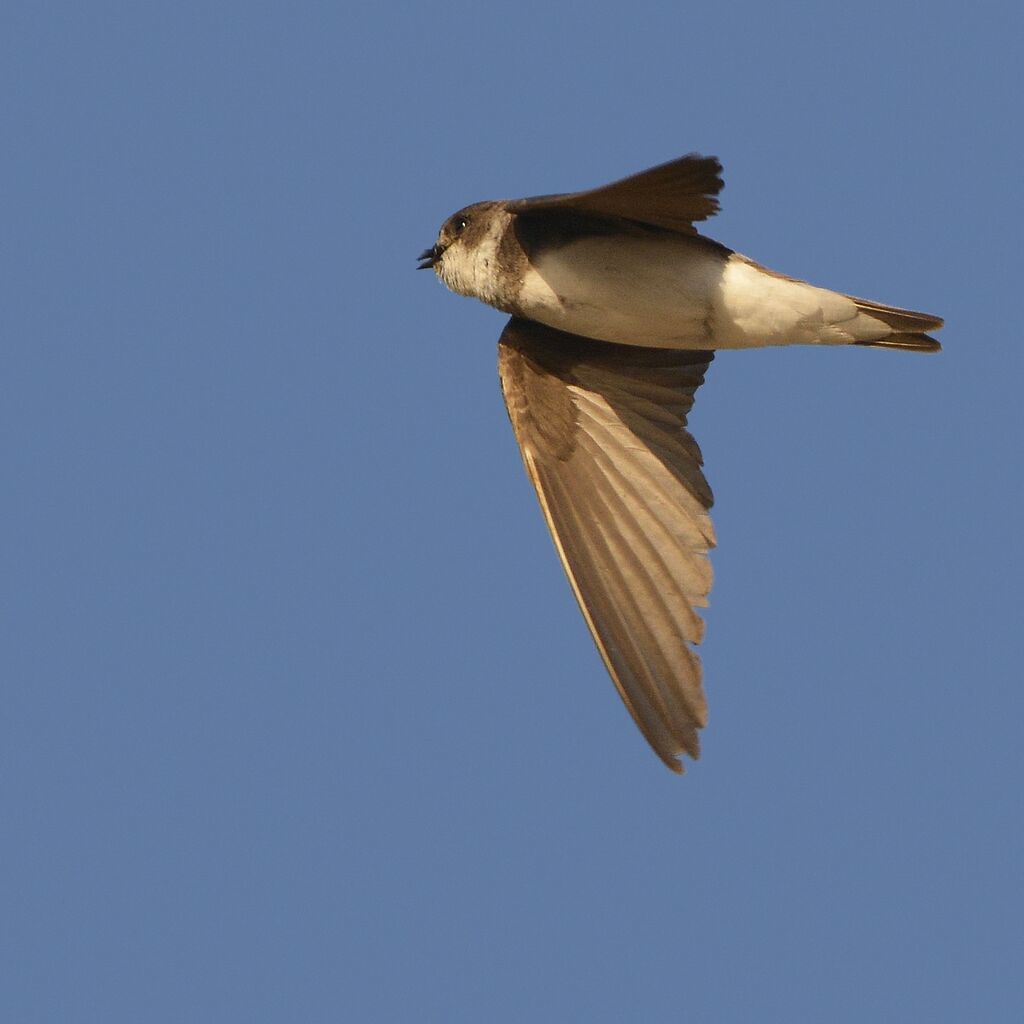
left=418, top=154, right=942, bottom=773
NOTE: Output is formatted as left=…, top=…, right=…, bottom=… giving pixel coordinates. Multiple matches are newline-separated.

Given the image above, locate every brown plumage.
left=498, top=320, right=715, bottom=771
left=509, top=155, right=724, bottom=234
left=422, top=153, right=943, bottom=772
left=849, top=297, right=943, bottom=351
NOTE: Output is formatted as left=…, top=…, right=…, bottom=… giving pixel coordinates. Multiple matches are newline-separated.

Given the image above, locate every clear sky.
left=3, top=2, right=1021, bottom=1021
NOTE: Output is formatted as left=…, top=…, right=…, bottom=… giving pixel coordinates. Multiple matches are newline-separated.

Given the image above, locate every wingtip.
left=658, top=736, right=700, bottom=775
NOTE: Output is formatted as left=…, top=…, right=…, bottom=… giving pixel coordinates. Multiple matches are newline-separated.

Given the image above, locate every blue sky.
left=3, top=2, right=1022, bottom=1020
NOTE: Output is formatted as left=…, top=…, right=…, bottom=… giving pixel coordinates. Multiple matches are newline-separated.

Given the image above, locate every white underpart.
left=714, top=259, right=891, bottom=347
left=517, top=235, right=894, bottom=350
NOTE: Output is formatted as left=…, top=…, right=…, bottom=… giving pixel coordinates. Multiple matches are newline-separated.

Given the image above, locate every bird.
left=418, top=154, right=942, bottom=774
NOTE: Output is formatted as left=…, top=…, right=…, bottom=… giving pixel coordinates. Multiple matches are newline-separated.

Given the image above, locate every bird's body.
left=420, top=154, right=941, bottom=773
left=440, top=206, right=938, bottom=351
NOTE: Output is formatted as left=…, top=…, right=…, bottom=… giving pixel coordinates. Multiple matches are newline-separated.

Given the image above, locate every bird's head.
left=417, top=201, right=510, bottom=303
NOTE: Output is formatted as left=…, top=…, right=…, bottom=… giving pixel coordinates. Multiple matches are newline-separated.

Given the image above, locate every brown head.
left=417, top=201, right=515, bottom=306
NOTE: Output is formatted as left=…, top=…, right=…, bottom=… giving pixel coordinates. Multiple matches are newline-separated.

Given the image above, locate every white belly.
left=516, top=236, right=889, bottom=350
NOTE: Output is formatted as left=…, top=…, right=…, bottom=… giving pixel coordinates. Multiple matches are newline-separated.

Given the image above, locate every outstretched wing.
left=498, top=318, right=716, bottom=772
left=510, top=154, right=724, bottom=234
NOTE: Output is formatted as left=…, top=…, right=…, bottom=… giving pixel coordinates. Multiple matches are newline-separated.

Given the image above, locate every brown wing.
left=510, top=154, right=724, bottom=234
left=498, top=318, right=716, bottom=773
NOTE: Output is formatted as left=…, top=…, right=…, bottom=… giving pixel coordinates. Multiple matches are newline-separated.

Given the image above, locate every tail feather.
left=851, top=295, right=944, bottom=333
left=849, top=295, right=944, bottom=353
left=855, top=332, right=941, bottom=353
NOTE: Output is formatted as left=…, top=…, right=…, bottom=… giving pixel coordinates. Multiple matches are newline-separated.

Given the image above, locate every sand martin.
left=419, top=154, right=941, bottom=773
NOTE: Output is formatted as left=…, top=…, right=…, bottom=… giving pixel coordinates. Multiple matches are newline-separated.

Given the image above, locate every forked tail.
left=851, top=296, right=944, bottom=352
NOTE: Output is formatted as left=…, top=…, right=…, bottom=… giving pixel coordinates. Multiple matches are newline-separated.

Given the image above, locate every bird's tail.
left=851, top=297, right=944, bottom=353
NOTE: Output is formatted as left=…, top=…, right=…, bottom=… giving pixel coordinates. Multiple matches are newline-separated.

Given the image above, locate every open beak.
left=417, top=245, right=442, bottom=270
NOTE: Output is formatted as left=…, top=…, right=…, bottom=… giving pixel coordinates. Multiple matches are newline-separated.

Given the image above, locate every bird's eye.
left=454, top=217, right=468, bottom=234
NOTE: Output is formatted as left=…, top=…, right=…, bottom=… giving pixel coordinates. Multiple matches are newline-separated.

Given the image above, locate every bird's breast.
left=515, top=235, right=729, bottom=349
